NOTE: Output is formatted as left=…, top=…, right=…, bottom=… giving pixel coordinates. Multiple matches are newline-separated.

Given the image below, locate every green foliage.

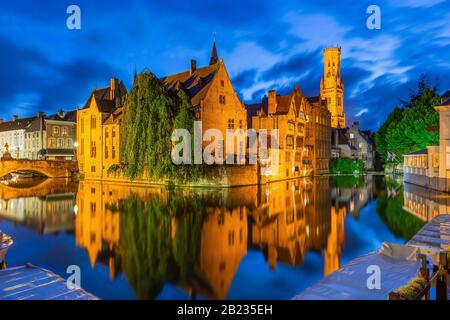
left=173, top=90, right=204, bottom=181
left=119, top=193, right=205, bottom=299
left=375, top=178, right=425, bottom=240
left=375, top=77, right=440, bottom=164
left=120, top=72, right=203, bottom=182
left=330, top=158, right=364, bottom=174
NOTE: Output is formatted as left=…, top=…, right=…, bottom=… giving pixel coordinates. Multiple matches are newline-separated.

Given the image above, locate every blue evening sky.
left=1, top=0, right=449, bottom=131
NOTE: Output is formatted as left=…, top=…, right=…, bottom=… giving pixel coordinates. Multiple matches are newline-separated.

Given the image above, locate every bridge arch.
left=0, top=160, right=77, bottom=179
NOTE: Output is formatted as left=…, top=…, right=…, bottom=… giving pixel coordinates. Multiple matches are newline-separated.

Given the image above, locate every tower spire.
left=209, top=34, right=218, bottom=65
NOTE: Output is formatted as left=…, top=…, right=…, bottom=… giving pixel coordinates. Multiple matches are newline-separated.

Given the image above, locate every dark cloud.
left=0, top=35, right=125, bottom=118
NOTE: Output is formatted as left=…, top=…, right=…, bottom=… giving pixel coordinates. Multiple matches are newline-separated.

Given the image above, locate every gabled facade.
left=251, top=85, right=311, bottom=181
left=250, top=85, right=331, bottom=179
left=77, top=78, right=127, bottom=179
left=24, top=110, right=77, bottom=160
left=162, top=44, right=247, bottom=158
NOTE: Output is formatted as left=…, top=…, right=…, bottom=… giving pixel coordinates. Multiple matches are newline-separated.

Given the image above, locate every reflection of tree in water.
left=330, top=175, right=365, bottom=189
left=375, top=177, right=425, bottom=240
left=119, top=193, right=204, bottom=299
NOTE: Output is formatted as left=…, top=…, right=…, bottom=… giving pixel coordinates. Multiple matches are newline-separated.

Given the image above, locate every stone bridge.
left=0, top=160, right=77, bottom=178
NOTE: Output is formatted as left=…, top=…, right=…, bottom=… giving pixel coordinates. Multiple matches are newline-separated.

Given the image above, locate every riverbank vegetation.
left=329, top=158, right=364, bottom=175
left=375, top=76, right=440, bottom=167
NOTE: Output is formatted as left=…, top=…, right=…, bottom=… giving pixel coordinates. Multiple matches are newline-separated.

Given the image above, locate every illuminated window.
left=49, top=138, right=56, bottom=148
left=286, top=135, right=294, bottom=148
left=90, top=141, right=96, bottom=158
left=53, top=126, right=60, bottom=136
left=61, top=127, right=68, bottom=136
left=91, top=116, right=96, bottom=129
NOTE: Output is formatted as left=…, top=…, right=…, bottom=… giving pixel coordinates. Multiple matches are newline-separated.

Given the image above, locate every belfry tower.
left=320, top=47, right=345, bottom=128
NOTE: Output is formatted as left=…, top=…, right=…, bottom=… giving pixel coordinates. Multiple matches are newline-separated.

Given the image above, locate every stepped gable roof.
left=0, top=116, right=35, bottom=132
left=83, top=81, right=127, bottom=113
left=103, top=107, right=124, bottom=125
left=161, top=62, right=219, bottom=107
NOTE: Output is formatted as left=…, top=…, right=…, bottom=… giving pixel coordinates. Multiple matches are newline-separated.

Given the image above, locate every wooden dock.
left=0, top=264, right=97, bottom=300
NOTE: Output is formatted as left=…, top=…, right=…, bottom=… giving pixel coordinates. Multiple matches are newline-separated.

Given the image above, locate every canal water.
left=0, top=175, right=431, bottom=300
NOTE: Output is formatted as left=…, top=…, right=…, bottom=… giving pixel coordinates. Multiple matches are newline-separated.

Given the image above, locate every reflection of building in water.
left=324, top=206, right=345, bottom=275
left=75, top=180, right=170, bottom=280
left=76, top=181, right=123, bottom=280
left=331, top=176, right=374, bottom=217
left=251, top=179, right=309, bottom=268
left=0, top=193, right=75, bottom=234
left=249, top=177, right=346, bottom=275
left=403, top=182, right=450, bottom=222
left=194, top=206, right=248, bottom=300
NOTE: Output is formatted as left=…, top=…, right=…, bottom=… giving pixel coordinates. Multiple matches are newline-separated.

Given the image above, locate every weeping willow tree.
left=119, top=193, right=205, bottom=299
left=120, top=71, right=203, bottom=182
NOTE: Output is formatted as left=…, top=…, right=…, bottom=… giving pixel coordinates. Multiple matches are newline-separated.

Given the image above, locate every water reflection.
left=0, top=175, right=439, bottom=299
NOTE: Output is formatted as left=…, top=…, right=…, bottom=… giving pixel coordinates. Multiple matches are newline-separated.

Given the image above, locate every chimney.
left=110, top=78, right=118, bottom=100
left=190, top=59, right=197, bottom=75
left=0, top=119, right=3, bottom=124
left=353, top=121, right=359, bottom=129
left=38, top=111, right=45, bottom=119
left=268, top=90, right=277, bottom=114
left=13, top=115, right=18, bottom=121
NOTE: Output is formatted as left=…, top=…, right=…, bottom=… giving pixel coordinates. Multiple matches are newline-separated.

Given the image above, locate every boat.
left=0, top=264, right=98, bottom=300
left=0, top=232, right=13, bottom=269
left=11, top=171, right=35, bottom=180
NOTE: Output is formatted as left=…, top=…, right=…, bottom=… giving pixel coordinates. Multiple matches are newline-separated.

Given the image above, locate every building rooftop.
left=0, top=117, right=35, bottom=132
left=161, top=62, right=219, bottom=108
left=82, top=80, right=127, bottom=113
left=404, top=148, right=428, bottom=156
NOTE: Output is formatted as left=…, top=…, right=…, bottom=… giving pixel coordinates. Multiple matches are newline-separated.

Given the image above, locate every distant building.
left=331, top=122, right=375, bottom=170
left=24, top=110, right=77, bottom=160
left=0, top=116, right=35, bottom=159
left=321, top=47, right=345, bottom=129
